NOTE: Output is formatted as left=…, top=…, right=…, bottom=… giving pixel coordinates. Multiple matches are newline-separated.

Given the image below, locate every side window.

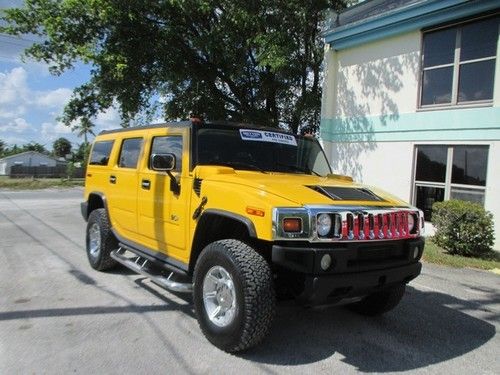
left=118, top=138, right=143, bottom=169
left=89, top=141, right=114, bottom=166
left=150, top=136, right=183, bottom=172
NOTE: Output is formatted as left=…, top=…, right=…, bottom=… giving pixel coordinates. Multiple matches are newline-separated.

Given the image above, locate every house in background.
left=320, top=0, right=500, bottom=248
left=0, top=151, right=66, bottom=175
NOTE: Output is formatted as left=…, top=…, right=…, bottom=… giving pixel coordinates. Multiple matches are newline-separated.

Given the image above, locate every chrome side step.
left=111, top=247, right=192, bottom=293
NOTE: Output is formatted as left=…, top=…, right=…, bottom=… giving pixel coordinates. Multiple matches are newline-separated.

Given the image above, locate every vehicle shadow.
left=242, top=286, right=497, bottom=372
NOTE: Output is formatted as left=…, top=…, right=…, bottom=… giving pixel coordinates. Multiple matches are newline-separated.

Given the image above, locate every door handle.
left=109, top=175, right=116, bottom=184
left=141, top=179, right=151, bottom=190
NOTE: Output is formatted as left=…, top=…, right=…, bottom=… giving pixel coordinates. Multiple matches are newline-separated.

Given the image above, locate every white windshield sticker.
left=239, top=129, right=297, bottom=146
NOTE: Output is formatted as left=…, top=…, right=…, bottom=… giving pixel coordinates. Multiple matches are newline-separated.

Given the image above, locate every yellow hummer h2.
left=81, top=120, right=424, bottom=352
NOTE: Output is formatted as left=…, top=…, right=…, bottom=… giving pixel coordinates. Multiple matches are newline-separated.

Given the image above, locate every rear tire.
left=348, top=284, right=406, bottom=316
left=193, top=239, right=276, bottom=352
left=86, top=208, right=118, bottom=271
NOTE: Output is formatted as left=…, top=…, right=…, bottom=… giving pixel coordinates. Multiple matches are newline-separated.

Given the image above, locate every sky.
left=0, top=1, right=121, bottom=150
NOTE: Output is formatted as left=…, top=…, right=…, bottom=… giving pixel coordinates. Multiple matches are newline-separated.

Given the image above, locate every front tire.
left=348, top=284, right=406, bottom=316
left=86, top=208, right=118, bottom=271
left=193, top=239, right=276, bottom=352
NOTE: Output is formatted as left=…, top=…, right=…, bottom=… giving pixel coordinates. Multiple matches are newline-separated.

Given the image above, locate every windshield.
left=195, top=126, right=332, bottom=176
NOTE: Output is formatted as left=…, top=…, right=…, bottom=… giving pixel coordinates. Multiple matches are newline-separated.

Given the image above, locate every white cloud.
left=95, top=105, right=120, bottom=131
left=0, top=117, right=31, bottom=133
left=40, top=121, right=72, bottom=143
left=0, top=67, right=29, bottom=112
left=35, top=88, right=73, bottom=108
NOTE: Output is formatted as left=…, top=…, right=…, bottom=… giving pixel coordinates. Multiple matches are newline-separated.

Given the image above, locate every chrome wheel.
left=202, top=265, right=237, bottom=327
left=88, top=223, right=101, bottom=259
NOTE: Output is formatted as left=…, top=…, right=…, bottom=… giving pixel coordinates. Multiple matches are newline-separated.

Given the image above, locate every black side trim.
left=201, top=209, right=257, bottom=238
left=83, top=191, right=109, bottom=221
left=111, top=229, right=189, bottom=274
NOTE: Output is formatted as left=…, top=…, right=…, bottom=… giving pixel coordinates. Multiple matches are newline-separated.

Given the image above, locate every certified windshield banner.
left=239, top=129, right=297, bottom=146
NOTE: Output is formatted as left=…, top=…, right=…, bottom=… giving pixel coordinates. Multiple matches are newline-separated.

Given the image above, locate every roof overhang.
left=324, top=0, right=499, bottom=50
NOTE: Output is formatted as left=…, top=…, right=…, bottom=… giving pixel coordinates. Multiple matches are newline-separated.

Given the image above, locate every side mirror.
left=151, top=153, right=175, bottom=171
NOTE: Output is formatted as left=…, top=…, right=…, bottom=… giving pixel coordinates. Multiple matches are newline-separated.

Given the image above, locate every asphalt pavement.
left=0, top=188, right=499, bottom=374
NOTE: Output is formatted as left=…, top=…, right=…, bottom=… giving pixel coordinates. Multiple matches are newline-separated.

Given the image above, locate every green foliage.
left=71, top=117, right=95, bottom=145
left=432, top=200, right=494, bottom=257
left=74, top=142, right=91, bottom=164
left=1, top=0, right=347, bottom=133
left=53, top=137, right=72, bottom=157
left=66, top=161, right=75, bottom=179
left=0, top=142, right=48, bottom=157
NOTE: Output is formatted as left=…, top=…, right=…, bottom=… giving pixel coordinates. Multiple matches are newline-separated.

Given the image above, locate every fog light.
left=413, top=246, right=419, bottom=259
left=320, top=254, right=332, bottom=271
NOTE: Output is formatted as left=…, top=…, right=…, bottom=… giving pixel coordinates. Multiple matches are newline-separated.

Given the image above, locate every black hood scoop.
left=307, top=186, right=385, bottom=202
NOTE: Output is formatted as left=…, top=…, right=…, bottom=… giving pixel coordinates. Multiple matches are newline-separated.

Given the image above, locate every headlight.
left=408, top=213, right=416, bottom=233
left=317, top=213, right=332, bottom=237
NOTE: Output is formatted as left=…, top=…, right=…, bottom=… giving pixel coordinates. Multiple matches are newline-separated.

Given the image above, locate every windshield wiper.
left=278, top=163, right=320, bottom=176
left=215, top=161, right=267, bottom=173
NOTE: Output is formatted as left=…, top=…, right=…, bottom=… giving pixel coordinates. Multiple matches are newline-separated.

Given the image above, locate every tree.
left=53, top=137, right=72, bottom=158
left=74, top=142, right=91, bottom=165
left=72, top=117, right=95, bottom=146
left=23, top=142, right=47, bottom=154
left=0, top=139, right=5, bottom=157
left=1, top=0, right=347, bottom=133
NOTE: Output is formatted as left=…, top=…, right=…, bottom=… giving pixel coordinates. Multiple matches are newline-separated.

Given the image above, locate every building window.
left=118, top=138, right=143, bottom=169
left=413, top=145, right=488, bottom=220
left=420, top=15, right=499, bottom=107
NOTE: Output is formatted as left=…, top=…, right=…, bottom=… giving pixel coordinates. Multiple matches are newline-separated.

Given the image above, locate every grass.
left=423, top=239, right=500, bottom=271
left=0, top=176, right=84, bottom=190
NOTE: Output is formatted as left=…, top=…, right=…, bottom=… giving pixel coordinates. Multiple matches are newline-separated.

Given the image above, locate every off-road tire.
left=86, top=208, right=118, bottom=271
left=193, top=239, right=276, bottom=352
left=348, top=284, right=406, bottom=316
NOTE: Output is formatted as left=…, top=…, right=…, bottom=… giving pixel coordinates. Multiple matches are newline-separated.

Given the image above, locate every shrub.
left=432, top=200, right=494, bottom=257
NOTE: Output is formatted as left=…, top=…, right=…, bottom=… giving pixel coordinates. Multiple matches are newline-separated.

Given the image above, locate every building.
left=0, top=151, right=65, bottom=175
left=320, top=0, right=500, bottom=248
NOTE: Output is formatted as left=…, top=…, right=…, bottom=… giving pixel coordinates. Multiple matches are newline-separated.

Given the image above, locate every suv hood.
left=194, top=166, right=410, bottom=207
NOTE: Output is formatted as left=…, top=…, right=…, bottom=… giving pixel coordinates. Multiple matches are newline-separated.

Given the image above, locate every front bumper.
left=272, top=238, right=424, bottom=305
left=298, top=262, right=421, bottom=305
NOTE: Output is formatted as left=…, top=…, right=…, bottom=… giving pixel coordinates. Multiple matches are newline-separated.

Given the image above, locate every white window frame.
left=412, top=144, right=489, bottom=208
left=419, top=14, right=499, bottom=109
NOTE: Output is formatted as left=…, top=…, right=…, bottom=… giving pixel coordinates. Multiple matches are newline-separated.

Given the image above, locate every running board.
left=111, top=247, right=192, bottom=293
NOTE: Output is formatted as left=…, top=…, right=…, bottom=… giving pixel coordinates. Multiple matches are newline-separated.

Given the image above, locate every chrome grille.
left=315, top=209, right=420, bottom=242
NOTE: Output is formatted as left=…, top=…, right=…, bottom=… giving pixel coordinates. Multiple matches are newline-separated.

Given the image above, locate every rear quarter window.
left=89, top=141, right=114, bottom=166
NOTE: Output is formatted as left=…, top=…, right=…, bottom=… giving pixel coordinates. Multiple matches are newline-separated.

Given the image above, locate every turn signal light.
left=283, top=218, right=302, bottom=233
left=246, top=207, right=265, bottom=217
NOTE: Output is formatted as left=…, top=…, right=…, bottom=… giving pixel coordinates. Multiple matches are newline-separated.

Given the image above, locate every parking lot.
left=0, top=188, right=499, bottom=374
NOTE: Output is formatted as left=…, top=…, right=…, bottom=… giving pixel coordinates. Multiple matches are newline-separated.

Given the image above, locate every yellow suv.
left=81, top=120, right=424, bottom=352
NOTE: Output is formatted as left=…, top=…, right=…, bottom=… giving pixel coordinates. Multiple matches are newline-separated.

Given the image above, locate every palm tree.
left=72, top=118, right=96, bottom=146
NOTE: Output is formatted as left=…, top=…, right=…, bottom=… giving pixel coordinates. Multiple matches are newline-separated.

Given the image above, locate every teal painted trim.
left=320, top=106, right=500, bottom=142
left=325, top=0, right=500, bottom=50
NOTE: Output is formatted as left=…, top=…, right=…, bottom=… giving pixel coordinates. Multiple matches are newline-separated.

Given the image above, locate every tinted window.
left=415, top=185, right=445, bottom=221
left=423, top=27, right=456, bottom=67
left=196, top=127, right=331, bottom=176
left=460, top=17, right=499, bottom=61
left=89, top=141, right=114, bottom=166
left=458, top=60, right=495, bottom=102
left=421, top=67, right=453, bottom=105
left=150, top=136, right=183, bottom=172
left=118, top=138, right=142, bottom=168
left=415, top=146, right=447, bottom=182
left=451, top=146, right=488, bottom=186
left=421, top=16, right=498, bottom=107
